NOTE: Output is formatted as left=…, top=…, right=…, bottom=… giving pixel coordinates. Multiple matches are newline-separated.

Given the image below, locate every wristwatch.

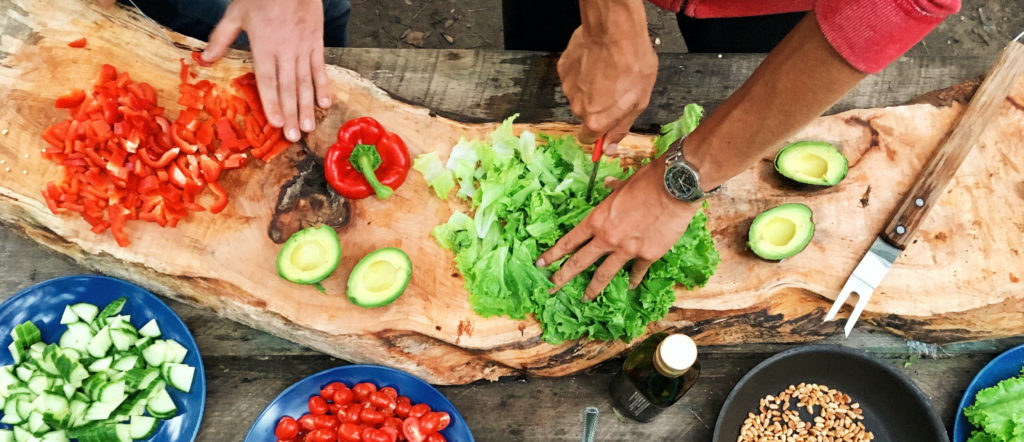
left=663, top=137, right=721, bottom=203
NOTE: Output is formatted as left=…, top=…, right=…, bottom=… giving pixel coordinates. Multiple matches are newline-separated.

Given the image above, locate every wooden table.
left=2, top=48, right=1022, bottom=441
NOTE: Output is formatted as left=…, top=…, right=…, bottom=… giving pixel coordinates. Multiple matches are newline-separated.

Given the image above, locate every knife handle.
left=882, top=40, right=1024, bottom=250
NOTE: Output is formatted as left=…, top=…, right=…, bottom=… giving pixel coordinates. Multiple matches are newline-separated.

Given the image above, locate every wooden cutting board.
left=2, top=0, right=1023, bottom=385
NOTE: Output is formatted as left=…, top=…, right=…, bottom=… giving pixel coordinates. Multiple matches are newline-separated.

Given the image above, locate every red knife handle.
left=592, top=136, right=604, bottom=162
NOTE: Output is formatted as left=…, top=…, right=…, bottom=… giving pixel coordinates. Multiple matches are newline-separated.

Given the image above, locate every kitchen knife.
left=584, top=136, right=605, bottom=203
left=825, top=31, right=1024, bottom=336
left=123, top=0, right=179, bottom=49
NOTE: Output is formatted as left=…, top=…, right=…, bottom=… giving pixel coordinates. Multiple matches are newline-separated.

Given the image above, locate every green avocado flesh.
left=277, top=225, right=342, bottom=285
left=774, top=141, right=848, bottom=186
left=348, top=247, right=412, bottom=308
left=748, top=203, right=815, bottom=261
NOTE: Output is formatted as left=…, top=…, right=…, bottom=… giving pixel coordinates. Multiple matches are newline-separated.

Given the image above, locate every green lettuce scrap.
left=412, top=151, right=456, bottom=199
left=421, top=111, right=719, bottom=344
left=965, top=365, right=1024, bottom=442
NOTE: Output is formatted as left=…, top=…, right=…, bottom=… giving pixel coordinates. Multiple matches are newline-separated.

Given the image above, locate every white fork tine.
left=844, top=291, right=873, bottom=337
left=824, top=286, right=852, bottom=322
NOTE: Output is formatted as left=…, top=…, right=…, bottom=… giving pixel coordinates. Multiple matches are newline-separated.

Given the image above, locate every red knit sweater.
left=649, top=0, right=961, bottom=73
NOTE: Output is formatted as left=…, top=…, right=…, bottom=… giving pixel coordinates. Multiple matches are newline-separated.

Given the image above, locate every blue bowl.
left=953, top=343, right=1024, bottom=441
left=245, top=365, right=473, bottom=442
left=0, top=275, right=206, bottom=441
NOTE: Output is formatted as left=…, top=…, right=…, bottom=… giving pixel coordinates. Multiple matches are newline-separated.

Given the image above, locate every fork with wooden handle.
left=825, top=30, right=1024, bottom=336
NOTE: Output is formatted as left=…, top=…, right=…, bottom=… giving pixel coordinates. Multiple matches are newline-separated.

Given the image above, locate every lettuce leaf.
left=412, top=151, right=456, bottom=199
left=965, top=367, right=1024, bottom=442
left=428, top=111, right=719, bottom=344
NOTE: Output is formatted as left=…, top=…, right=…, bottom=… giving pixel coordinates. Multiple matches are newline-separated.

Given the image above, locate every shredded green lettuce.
left=419, top=111, right=719, bottom=344
left=965, top=365, right=1024, bottom=442
left=412, top=151, right=456, bottom=199
left=654, top=103, right=704, bottom=157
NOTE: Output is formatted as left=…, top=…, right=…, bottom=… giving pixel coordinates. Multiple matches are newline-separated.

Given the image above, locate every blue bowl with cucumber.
left=0, top=275, right=205, bottom=441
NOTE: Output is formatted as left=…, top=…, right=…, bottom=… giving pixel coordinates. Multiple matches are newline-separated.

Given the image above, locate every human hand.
left=557, top=22, right=657, bottom=153
left=201, top=0, right=332, bottom=142
left=97, top=0, right=115, bottom=8
left=537, top=160, right=698, bottom=301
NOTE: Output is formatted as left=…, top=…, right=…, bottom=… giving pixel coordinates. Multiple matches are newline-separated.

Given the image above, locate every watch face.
left=665, top=162, right=702, bottom=201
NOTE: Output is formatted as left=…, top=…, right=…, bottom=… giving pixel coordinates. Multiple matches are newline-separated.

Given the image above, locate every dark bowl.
left=713, top=345, right=946, bottom=442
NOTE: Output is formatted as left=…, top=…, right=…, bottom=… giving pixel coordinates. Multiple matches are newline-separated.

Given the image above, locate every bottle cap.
left=654, top=334, right=698, bottom=377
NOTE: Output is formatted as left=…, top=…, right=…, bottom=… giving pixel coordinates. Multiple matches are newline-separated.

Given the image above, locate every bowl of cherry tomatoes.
left=245, top=365, right=473, bottom=442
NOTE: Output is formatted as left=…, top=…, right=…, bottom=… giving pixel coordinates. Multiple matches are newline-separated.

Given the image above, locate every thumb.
left=202, top=6, right=243, bottom=63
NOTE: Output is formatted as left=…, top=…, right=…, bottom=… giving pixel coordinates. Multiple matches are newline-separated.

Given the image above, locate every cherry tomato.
left=309, top=396, right=329, bottom=415
left=275, top=416, right=300, bottom=439
left=395, top=398, right=412, bottom=418
left=321, top=381, right=347, bottom=399
left=314, top=414, right=339, bottom=430
left=353, top=382, right=377, bottom=402
left=379, top=426, right=400, bottom=442
left=360, top=407, right=386, bottom=425
left=369, top=392, right=397, bottom=414
left=379, top=387, right=399, bottom=401
left=332, top=387, right=353, bottom=404
left=337, top=422, right=362, bottom=442
left=341, top=404, right=361, bottom=424
left=328, top=403, right=343, bottom=415
left=304, top=428, right=336, bottom=442
left=298, top=414, right=317, bottom=432
left=382, top=417, right=404, bottom=430
left=432, top=412, right=450, bottom=431
left=420, top=413, right=440, bottom=434
left=408, top=404, right=431, bottom=419
left=425, top=434, right=446, bottom=442
left=403, top=417, right=426, bottom=442
left=365, top=428, right=393, bottom=442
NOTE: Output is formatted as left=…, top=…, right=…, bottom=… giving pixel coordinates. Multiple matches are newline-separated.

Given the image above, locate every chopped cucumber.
left=68, top=304, right=98, bottom=324
left=58, top=307, right=77, bottom=326
left=128, top=415, right=157, bottom=439
left=1, top=300, right=197, bottom=440
left=144, top=387, right=176, bottom=419
left=137, top=320, right=160, bottom=338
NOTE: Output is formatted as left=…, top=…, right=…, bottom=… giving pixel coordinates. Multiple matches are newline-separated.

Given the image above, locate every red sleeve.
left=816, top=0, right=961, bottom=73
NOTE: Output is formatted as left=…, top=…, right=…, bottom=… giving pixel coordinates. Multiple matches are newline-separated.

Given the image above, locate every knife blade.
left=123, top=0, right=179, bottom=49
left=825, top=32, right=1024, bottom=336
left=584, top=136, right=604, bottom=203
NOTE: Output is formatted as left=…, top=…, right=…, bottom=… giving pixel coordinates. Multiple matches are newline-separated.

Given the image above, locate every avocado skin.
left=773, top=141, right=848, bottom=187
left=747, top=203, right=815, bottom=261
left=347, top=247, right=412, bottom=308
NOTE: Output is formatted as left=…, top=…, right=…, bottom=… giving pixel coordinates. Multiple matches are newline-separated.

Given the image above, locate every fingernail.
left=605, top=142, right=619, bottom=155
left=286, top=128, right=300, bottom=142
left=301, top=118, right=314, bottom=132
left=200, top=51, right=212, bottom=62
left=318, top=97, right=332, bottom=108
left=535, top=258, right=546, bottom=267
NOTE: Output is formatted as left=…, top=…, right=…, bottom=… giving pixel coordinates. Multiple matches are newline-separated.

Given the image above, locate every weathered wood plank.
left=325, top=48, right=999, bottom=129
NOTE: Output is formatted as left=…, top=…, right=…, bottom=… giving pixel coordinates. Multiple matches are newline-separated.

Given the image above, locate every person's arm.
left=557, top=0, right=656, bottom=150
left=539, top=12, right=867, bottom=300
left=201, top=0, right=332, bottom=143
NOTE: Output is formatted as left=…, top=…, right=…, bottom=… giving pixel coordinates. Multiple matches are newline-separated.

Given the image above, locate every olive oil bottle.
left=608, top=332, right=700, bottom=422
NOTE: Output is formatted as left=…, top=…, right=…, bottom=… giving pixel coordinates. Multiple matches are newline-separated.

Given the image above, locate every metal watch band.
left=663, top=137, right=721, bottom=202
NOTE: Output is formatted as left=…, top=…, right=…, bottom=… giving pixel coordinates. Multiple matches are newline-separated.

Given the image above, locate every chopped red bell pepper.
left=55, top=89, right=86, bottom=109
left=190, top=51, right=213, bottom=68
left=324, top=117, right=411, bottom=200
left=68, top=38, right=87, bottom=48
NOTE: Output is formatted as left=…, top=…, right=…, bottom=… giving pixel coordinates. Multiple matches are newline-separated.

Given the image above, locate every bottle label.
left=624, top=389, right=653, bottom=417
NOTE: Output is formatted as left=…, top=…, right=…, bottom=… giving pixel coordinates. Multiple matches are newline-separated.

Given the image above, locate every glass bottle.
left=608, top=332, right=701, bottom=423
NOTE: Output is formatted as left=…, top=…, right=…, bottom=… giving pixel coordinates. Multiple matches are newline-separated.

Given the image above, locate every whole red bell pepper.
left=324, top=117, right=410, bottom=200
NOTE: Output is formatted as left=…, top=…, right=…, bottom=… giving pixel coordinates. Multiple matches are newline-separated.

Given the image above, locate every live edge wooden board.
left=2, top=0, right=1023, bottom=385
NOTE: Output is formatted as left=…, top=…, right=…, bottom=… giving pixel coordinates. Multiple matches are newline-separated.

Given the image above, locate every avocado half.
left=774, top=141, right=848, bottom=186
left=748, top=203, right=815, bottom=261
left=347, top=247, right=412, bottom=308
left=276, top=225, right=342, bottom=286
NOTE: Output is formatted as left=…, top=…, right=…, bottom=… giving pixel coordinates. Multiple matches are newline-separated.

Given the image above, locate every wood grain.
left=882, top=40, right=1024, bottom=249
left=1, top=0, right=1024, bottom=386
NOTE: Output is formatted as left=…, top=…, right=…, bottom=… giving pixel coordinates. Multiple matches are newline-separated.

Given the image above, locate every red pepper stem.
left=354, top=147, right=393, bottom=200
